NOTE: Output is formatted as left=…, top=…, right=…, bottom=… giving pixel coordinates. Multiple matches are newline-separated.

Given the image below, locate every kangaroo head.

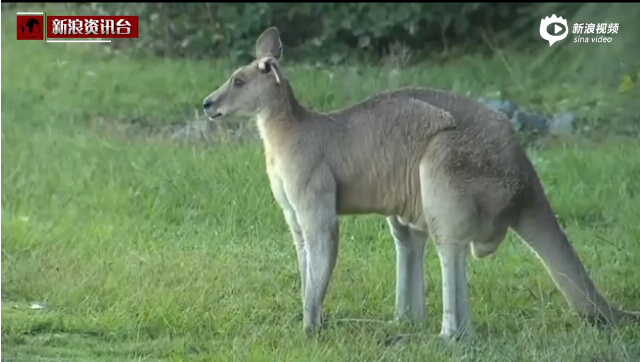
left=203, top=27, right=285, bottom=120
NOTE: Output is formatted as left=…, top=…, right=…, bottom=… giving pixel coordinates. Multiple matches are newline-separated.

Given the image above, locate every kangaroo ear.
left=255, top=27, right=282, bottom=61
left=258, top=57, right=282, bottom=84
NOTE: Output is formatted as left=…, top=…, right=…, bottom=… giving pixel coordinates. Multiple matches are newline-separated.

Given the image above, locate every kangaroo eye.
left=233, top=78, right=244, bottom=87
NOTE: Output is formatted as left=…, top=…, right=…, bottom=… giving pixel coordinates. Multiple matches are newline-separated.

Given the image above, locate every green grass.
left=2, top=9, right=640, bottom=362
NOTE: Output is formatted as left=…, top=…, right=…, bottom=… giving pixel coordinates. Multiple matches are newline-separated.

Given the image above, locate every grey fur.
left=202, top=27, right=640, bottom=339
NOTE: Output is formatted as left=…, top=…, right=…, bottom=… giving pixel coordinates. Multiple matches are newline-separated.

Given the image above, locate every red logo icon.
left=17, top=15, right=44, bottom=40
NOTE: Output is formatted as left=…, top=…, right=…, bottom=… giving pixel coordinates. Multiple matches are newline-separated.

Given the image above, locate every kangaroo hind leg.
left=421, top=200, right=476, bottom=339
left=419, top=161, right=498, bottom=340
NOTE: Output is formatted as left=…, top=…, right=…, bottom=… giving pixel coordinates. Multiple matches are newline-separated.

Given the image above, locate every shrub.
left=72, top=3, right=583, bottom=63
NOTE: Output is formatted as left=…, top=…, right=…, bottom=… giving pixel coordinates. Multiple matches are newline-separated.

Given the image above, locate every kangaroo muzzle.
left=202, top=96, right=223, bottom=119
left=203, top=84, right=230, bottom=119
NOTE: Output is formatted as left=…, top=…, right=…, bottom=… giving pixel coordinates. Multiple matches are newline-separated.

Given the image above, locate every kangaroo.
left=202, top=27, right=640, bottom=339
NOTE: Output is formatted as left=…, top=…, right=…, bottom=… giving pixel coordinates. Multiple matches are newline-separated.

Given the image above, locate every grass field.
left=2, top=9, right=640, bottom=362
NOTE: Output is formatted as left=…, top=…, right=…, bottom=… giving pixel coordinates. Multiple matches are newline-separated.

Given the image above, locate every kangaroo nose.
left=203, top=98, right=213, bottom=109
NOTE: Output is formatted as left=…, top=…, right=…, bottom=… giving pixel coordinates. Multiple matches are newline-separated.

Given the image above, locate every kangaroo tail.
left=510, top=178, right=640, bottom=325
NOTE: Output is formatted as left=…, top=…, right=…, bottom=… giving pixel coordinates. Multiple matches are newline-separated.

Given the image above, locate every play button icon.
left=554, top=24, right=563, bottom=34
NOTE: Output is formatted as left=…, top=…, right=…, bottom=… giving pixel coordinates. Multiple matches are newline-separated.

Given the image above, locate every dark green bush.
left=72, top=3, right=583, bottom=63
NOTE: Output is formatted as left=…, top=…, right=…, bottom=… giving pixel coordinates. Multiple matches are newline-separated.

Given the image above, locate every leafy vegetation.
left=15, top=3, right=622, bottom=62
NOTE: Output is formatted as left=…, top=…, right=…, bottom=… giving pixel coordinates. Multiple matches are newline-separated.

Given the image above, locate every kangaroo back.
left=319, top=97, right=457, bottom=218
